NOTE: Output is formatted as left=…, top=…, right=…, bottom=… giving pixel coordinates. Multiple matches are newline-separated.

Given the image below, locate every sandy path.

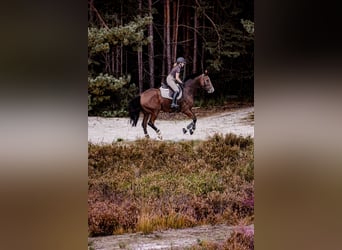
left=88, top=107, right=254, bottom=143
left=88, top=224, right=254, bottom=250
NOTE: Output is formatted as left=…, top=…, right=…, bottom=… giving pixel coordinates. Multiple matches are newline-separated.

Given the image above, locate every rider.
left=166, top=57, right=186, bottom=109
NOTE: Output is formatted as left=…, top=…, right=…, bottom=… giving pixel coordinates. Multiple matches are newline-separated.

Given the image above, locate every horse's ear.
left=204, top=69, right=208, bottom=75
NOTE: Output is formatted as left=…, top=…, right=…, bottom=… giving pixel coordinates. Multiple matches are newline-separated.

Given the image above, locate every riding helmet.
left=176, top=57, right=186, bottom=63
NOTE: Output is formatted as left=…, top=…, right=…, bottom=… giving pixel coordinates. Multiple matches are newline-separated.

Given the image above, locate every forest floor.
left=88, top=104, right=254, bottom=144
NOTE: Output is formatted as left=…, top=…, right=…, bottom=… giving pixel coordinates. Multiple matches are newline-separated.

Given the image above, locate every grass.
left=88, top=133, right=254, bottom=237
left=136, top=210, right=194, bottom=234
left=188, top=232, right=253, bottom=250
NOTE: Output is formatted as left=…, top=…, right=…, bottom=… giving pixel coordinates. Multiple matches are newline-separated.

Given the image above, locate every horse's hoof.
left=145, top=134, right=150, bottom=138
left=183, top=128, right=187, bottom=134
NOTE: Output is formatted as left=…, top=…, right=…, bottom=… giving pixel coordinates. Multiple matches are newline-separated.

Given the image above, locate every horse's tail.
left=128, top=96, right=141, bottom=127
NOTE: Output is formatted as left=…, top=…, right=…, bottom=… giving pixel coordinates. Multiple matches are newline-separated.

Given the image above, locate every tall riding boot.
left=170, top=92, right=179, bottom=109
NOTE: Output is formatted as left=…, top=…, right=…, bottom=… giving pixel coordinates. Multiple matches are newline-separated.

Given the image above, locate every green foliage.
left=88, top=73, right=138, bottom=117
left=88, top=15, right=152, bottom=58
left=88, top=15, right=152, bottom=116
left=205, top=19, right=254, bottom=74
left=193, top=95, right=227, bottom=108
left=241, top=19, right=254, bottom=34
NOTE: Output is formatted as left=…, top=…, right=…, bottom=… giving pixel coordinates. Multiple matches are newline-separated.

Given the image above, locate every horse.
left=128, top=71, right=215, bottom=139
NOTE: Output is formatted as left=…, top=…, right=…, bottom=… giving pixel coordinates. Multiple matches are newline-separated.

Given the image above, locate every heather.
left=88, top=133, right=254, bottom=239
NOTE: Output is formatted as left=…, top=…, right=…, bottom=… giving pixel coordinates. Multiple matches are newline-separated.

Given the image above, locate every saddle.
left=160, top=82, right=183, bottom=100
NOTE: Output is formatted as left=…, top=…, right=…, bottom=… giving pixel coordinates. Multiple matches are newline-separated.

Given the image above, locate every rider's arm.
left=175, top=72, right=183, bottom=84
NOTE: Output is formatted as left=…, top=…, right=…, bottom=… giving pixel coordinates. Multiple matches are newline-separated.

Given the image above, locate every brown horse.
left=128, top=71, right=214, bottom=139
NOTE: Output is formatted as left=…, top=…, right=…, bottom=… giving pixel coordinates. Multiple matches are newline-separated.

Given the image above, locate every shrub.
left=88, top=196, right=139, bottom=236
left=88, top=134, right=254, bottom=236
left=224, top=227, right=254, bottom=250
left=88, top=74, right=138, bottom=117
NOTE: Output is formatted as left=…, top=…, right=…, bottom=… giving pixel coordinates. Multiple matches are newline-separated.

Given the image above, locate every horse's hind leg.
left=148, top=122, right=162, bottom=140
left=142, top=112, right=150, bottom=138
left=148, top=111, right=162, bottom=140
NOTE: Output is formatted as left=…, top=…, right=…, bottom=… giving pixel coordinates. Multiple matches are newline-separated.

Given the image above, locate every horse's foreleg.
left=184, top=119, right=196, bottom=135
left=182, top=110, right=197, bottom=135
left=190, top=117, right=197, bottom=133
left=186, top=117, right=197, bottom=130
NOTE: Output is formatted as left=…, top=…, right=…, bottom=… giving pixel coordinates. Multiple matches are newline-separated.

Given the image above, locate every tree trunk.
left=184, top=3, right=191, bottom=77
left=111, top=50, right=115, bottom=75
left=88, top=0, right=108, bottom=29
left=104, top=52, right=110, bottom=73
left=201, top=8, right=205, bottom=72
left=172, top=0, right=179, bottom=62
left=120, top=44, right=123, bottom=76
left=88, top=0, right=94, bottom=25
left=165, top=0, right=171, bottom=72
left=193, top=7, right=198, bottom=74
left=162, top=2, right=166, bottom=80
left=138, top=0, right=143, bottom=93
left=120, top=2, right=123, bottom=76
left=115, top=46, right=120, bottom=77
left=148, top=0, right=155, bottom=88
left=138, top=48, right=143, bottom=93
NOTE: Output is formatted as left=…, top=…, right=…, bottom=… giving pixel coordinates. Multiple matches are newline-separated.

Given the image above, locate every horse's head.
left=200, top=70, right=215, bottom=93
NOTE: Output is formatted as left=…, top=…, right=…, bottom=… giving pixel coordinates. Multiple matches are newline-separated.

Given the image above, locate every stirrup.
left=171, top=103, right=179, bottom=108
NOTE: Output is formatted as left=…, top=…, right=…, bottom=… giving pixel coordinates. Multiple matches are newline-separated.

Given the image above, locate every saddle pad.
left=160, top=86, right=182, bottom=100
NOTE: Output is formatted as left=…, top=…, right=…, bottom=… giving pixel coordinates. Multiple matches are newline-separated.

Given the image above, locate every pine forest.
left=88, top=0, right=253, bottom=116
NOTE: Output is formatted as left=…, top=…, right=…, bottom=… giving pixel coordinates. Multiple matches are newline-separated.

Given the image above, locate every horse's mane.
left=183, top=72, right=202, bottom=83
